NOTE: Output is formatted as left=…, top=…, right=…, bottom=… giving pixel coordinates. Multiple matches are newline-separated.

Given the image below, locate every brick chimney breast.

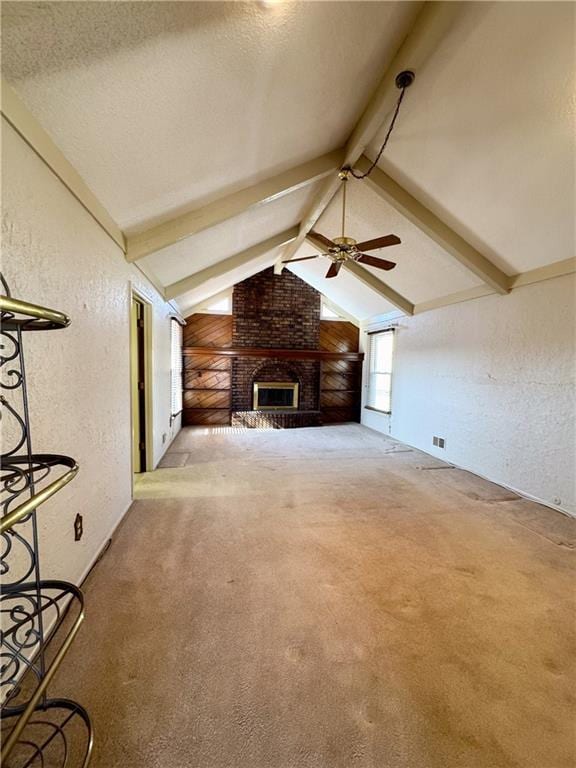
left=231, top=268, right=322, bottom=414
left=232, top=268, right=321, bottom=349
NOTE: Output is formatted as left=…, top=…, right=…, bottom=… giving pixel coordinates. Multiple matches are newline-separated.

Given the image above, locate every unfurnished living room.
left=1, top=2, right=575, bottom=767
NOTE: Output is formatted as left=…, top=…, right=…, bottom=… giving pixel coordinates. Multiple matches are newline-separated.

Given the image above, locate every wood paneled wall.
left=183, top=314, right=232, bottom=348
left=183, top=315, right=232, bottom=425
left=319, top=321, right=361, bottom=424
left=183, top=314, right=362, bottom=426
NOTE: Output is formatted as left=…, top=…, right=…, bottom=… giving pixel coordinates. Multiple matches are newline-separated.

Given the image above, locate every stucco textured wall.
left=361, top=276, right=576, bottom=516
left=2, top=123, right=180, bottom=584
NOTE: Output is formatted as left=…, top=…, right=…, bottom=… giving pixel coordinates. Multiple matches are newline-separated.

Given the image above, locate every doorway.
left=130, top=294, right=149, bottom=473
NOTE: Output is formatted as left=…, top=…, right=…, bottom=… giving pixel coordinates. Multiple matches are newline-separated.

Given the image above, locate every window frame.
left=365, top=328, right=395, bottom=415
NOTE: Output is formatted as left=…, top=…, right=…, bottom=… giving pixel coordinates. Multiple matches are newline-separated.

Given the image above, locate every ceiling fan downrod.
left=333, top=167, right=355, bottom=250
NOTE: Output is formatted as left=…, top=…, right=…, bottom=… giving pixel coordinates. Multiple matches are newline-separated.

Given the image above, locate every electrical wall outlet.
left=162, top=432, right=167, bottom=444
left=432, top=436, right=446, bottom=449
left=74, top=513, right=83, bottom=541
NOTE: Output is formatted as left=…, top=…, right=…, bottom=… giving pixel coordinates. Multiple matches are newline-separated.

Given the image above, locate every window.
left=321, top=301, right=341, bottom=320
left=204, top=293, right=232, bottom=313
left=366, top=329, right=394, bottom=413
left=170, top=319, right=183, bottom=419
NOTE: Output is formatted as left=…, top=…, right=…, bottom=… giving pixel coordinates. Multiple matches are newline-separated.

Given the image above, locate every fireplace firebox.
left=253, top=382, right=299, bottom=410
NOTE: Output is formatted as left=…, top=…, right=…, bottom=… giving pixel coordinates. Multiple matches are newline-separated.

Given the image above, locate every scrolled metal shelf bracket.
left=1, top=273, right=93, bottom=767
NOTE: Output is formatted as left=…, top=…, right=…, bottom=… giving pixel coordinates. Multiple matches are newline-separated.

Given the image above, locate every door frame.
left=130, top=286, right=154, bottom=485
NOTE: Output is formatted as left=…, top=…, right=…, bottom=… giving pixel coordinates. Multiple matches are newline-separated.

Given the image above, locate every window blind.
left=367, top=329, right=394, bottom=413
left=170, top=319, right=183, bottom=418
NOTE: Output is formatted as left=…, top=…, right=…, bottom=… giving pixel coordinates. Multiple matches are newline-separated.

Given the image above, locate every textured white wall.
left=361, top=276, right=576, bottom=516
left=2, top=123, right=181, bottom=584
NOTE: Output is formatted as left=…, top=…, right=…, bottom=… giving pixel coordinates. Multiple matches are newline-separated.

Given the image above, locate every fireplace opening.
left=253, top=382, right=299, bottom=410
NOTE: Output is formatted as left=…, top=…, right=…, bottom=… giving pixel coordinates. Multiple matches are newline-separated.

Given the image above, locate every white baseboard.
left=363, top=425, right=575, bottom=519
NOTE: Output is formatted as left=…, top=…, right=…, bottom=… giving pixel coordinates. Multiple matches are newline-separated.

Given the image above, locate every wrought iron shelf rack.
left=1, top=276, right=93, bottom=767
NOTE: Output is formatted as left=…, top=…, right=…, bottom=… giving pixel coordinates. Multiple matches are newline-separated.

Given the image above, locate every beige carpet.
left=54, top=424, right=575, bottom=768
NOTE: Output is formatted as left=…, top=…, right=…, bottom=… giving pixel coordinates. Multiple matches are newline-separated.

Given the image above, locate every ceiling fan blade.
left=357, top=254, right=396, bottom=271
left=309, top=231, right=337, bottom=250
left=354, top=234, right=401, bottom=252
left=325, top=261, right=342, bottom=278
left=281, top=255, right=321, bottom=264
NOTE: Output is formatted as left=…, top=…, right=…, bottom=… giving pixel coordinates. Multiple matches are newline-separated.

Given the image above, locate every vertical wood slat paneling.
left=184, top=314, right=232, bottom=425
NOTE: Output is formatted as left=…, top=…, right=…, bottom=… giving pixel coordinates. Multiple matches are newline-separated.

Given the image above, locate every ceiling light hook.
left=395, top=70, right=415, bottom=90
left=338, top=167, right=351, bottom=181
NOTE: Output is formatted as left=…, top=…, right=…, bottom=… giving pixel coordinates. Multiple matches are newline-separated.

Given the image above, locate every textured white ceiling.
left=140, top=181, right=321, bottom=287
left=1, top=0, right=420, bottom=231
left=366, top=1, right=575, bottom=274
left=2, top=1, right=572, bottom=323
left=176, top=244, right=285, bottom=316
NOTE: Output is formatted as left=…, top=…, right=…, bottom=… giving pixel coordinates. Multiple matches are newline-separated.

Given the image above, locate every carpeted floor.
left=54, top=424, right=575, bottom=768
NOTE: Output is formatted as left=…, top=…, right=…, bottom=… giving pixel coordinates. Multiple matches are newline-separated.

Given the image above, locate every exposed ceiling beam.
left=165, top=226, right=299, bottom=300
left=305, top=231, right=413, bottom=316
left=343, top=260, right=414, bottom=316
left=131, top=260, right=170, bottom=299
left=1, top=77, right=126, bottom=252
left=414, top=256, right=576, bottom=314
left=126, top=150, right=343, bottom=262
left=508, top=256, right=575, bottom=289
left=276, top=1, right=461, bottom=272
left=414, top=285, right=494, bottom=314
left=357, top=157, right=510, bottom=294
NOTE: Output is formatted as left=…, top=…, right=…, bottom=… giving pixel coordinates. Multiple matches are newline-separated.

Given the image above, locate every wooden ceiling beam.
left=275, top=2, right=461, bottom=273
left=165, top=226, right=299, bottom=300
left=1, top=78, right=126, bottom=252
left=357, top=157, right=510, bottom=294
left=414, top=256, right=576, bottom=314
left=126, top=150, right=343, bottom=262
left=343, top=260, right=414, bottom=316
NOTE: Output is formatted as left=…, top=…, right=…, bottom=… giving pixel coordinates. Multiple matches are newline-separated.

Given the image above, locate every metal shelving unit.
left=1, top=275, right=93, bottom=767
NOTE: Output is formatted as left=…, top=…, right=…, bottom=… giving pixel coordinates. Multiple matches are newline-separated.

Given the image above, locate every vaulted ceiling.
left=2, top=1, right=574, bottom=321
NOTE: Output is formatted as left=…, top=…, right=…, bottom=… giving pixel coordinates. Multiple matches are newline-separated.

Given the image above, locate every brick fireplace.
left=182, top=267, right=363, bottom=428
left=230, top=268, right=321, bottom=426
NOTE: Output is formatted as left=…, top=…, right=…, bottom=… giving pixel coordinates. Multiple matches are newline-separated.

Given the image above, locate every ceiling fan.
left=282, top=168, right=401, bottom=278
